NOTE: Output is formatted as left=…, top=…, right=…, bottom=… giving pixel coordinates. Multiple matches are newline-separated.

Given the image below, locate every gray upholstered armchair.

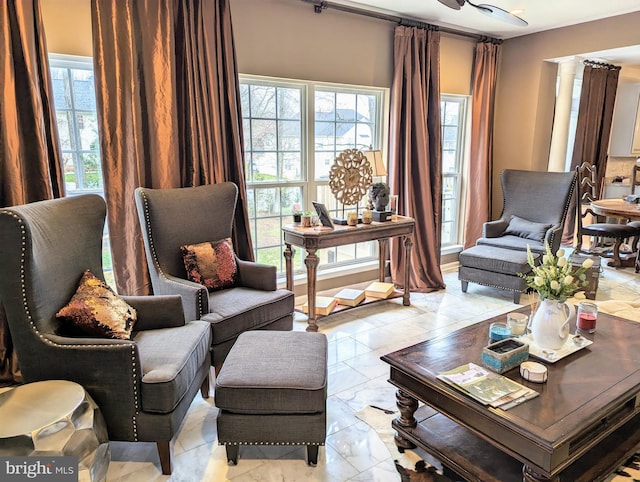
left=458, top=170, right=576, bottom=303
left=476, top=169, right=577, bottom=254
left=134, top=183, right=294, bottom=370
left=0, top=195, right=212, bottom=475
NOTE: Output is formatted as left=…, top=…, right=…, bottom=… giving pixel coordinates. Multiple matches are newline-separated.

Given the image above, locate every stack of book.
left=364, top=281, right=395, bottom=299
left=438, top=363, right=538, bottom=410
left=302, top=296, right=337, bottom=316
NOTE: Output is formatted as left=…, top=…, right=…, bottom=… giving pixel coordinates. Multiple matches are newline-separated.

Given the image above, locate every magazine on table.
left=438, top=362, right=538, bottom=409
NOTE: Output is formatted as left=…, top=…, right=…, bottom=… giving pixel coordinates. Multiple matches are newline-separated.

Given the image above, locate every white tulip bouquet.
left=519, top=242, right=594, bottom=303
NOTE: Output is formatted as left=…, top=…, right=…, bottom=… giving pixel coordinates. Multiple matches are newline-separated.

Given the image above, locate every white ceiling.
left=326, top=0, right=640, bottom=40
left=325, top=0, right=640, bottom=76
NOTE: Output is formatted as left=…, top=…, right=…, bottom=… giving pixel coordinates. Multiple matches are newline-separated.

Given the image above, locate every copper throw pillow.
left=180, top=238, right=238, bottom=291
left=56, top=270, right=137, bottom=340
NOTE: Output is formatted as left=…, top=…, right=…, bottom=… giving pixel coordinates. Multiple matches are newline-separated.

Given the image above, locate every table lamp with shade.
left=364, top=147, right=393, bottom=222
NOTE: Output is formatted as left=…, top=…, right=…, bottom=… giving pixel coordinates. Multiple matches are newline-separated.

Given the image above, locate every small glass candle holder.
left=577, top=301, right=598, bottom=334
left=389, top=195, right=398, bottom=214
left=489, top=322, right=511, bottom=343
left=507, top=312, right=529, bottom=336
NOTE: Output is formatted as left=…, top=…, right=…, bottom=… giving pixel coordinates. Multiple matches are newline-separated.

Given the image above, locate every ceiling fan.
left=437, top=0, right=528, bottom=27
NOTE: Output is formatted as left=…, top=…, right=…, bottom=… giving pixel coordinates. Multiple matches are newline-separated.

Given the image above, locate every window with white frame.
left=44, top=61, right=466, bottom=285
left=240, top=75, right=386, bottom=276
left=49, top=54, right=114, bottom=287
left=441, top=95, right=468, bottom=247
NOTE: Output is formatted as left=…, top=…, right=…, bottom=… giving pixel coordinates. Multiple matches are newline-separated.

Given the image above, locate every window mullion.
left=66, top=67, right=85, bottom=190
left=306, top=84, right=315, bottom=211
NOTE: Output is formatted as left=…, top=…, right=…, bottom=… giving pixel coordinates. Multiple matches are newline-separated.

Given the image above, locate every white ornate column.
left=548, top=59, right=582, bottom=172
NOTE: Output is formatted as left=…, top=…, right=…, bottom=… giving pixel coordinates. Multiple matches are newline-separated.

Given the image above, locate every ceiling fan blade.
left=474, top=3, right=528, bottom=26
left=436, top=0, right=466, bottom=11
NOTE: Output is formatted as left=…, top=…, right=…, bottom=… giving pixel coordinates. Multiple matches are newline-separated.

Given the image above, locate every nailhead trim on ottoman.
left=215, top=331, right=328, bottom=466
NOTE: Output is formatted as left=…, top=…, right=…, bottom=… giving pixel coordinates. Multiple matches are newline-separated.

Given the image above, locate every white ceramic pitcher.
left=530, top=299, right=575, bottom=350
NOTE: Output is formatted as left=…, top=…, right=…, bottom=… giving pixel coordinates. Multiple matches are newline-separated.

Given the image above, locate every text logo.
left=0, top=457, right=78, bottom=481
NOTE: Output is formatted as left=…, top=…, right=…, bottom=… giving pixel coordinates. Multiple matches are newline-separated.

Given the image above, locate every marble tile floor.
left=106, top=263, right=640, bottom=481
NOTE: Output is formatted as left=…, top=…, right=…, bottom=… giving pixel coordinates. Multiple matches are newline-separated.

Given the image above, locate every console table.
left=282, top=216, right=415, bottom=332
left=382, top=310, right=640, bottom=481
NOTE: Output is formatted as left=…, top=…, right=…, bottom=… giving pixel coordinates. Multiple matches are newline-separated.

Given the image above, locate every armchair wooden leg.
left=157, top=441, right=172, bottom=475
left=225, top=445, right=239, bottom=465
left=306, top=445, right=319, bottom=466
left=200, top=373, right=210, bottom=398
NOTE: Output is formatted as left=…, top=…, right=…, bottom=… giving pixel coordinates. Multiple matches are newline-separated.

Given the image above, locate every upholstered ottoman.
left=458, top=245, right=540, bottom=303
left=215, top=330, right=328, bottom=465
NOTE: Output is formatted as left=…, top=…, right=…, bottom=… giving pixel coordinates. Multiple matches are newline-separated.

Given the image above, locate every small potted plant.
left=301, top=210, right=313, bottom=227
left=292, top=204, right=303, bottom=225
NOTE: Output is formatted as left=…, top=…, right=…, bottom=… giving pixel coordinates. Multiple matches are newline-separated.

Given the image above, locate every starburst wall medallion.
left=329, top=149, right=373, bottom=206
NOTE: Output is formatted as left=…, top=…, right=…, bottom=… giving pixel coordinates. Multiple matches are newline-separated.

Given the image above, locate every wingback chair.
left=134, top=183, right=294, bottom=370
left=459, top=170, right=576, bottom=303
left=476, top=169, right=577, bottom=254
left=0, top=195, right=212, bottom=475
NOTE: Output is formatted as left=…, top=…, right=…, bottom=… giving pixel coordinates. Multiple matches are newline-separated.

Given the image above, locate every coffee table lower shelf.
left=394, top=405, right=640, bottom=482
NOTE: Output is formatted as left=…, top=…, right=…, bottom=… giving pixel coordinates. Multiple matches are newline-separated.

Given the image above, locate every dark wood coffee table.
left=381, top=309, right=640, bottom=481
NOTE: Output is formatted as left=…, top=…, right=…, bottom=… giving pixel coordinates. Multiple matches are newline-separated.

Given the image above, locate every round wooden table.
left=591, top=198, right=640, bottom=221
left=0, top=380, right=110, bottom=481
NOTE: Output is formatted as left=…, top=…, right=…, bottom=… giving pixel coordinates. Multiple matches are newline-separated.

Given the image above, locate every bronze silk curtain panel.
left=91, top=0, right=252, bottom=295
left=570, top=61, right=620, bottom=191
left=463, top=38, right=501, bottom=249
left=0, top=0, right=64, bottom=385
left=563, top=61, right=620, bottom=245
left=0, top=0, right=64, bottom=206
left=389, top=25, right=445, bottom=292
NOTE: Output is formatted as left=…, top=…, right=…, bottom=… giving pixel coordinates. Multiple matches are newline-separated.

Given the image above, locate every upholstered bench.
left=215, top=330, right=328, bottom=465
left=458, top=245, right=540, bottom=304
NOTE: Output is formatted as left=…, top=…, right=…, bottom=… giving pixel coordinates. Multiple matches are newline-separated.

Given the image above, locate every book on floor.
left=334, top=288, right=366, bottom=306
left=437, top=363, right=538, bottom=409
left=365, top=281, right=395, bottom=299
left=302, top=296, right=337, bottom=315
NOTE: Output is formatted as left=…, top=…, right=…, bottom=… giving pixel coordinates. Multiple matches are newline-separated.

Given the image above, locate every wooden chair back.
left=632, top=165, right=640, bottom=195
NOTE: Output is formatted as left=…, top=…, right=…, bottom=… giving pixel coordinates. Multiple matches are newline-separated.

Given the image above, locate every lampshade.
left=364, top=149, right=387, bottom=177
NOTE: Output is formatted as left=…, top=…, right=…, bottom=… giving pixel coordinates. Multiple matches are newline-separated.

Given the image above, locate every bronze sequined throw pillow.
left=180, top=238, right=238, bottom=291
left=56, top=270, right=137, bottom=340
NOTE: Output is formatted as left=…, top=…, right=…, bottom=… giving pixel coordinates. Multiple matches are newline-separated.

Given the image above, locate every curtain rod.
left=302, top=0, right=483, bottom=40
left=583, top=59, right=621, bottom=71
